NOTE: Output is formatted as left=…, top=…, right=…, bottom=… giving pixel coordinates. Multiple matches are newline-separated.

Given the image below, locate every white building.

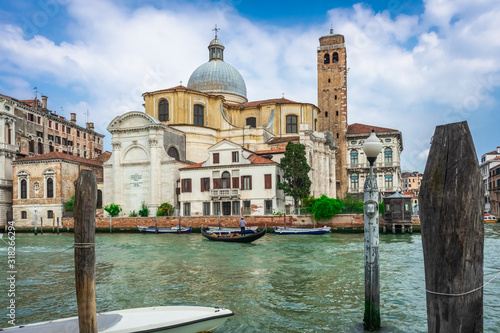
left=346, top=123, right=403, bottom=200
left=179, top=140, right=284, bottom=216
left=480, top=146, right=500, bottom=213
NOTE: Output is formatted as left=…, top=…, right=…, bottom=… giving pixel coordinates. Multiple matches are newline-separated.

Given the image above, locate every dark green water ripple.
left=1, top=225, right=499, bottom=332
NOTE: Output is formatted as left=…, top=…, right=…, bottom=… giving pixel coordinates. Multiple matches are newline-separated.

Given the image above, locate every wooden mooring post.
left=419, top=121, right=483, bottom=332
left=74, top=170, right=98, bottom=332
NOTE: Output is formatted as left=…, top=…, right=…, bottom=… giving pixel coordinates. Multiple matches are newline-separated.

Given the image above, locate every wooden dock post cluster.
left=420, top=121, right=483, bottom=332
left=74, top=170, right=98, bottom=332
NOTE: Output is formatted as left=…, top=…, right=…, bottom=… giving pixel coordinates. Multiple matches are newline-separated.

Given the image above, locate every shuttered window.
left=213, top=153, right=219, bottom=164
left=264, top=174, right=272, bottom=189
left=232, top=177, right=239, bottom=189
left=241, top=176, right=252, bottom=190
left=181, top=179, right=192, bottom=192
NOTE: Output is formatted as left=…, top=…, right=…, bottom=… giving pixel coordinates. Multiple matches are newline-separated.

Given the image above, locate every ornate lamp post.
left=362, top=130, right=382, bottom=330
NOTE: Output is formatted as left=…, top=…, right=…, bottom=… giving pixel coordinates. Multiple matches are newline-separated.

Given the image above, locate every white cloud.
left=0, top=0, right=499, bottom=172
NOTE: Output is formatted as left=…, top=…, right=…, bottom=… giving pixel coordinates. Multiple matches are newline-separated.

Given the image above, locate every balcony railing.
left=210, top=189, right=240, bottom=198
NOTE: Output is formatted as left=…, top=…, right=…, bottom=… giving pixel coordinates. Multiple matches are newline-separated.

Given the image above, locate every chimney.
left=70, top=113, right=76, bottom=123
left=86, top=122, right=94, bottom=131
left=497, top=146, right=500, bottom=154
left=41, top=95, right=48, bottom=109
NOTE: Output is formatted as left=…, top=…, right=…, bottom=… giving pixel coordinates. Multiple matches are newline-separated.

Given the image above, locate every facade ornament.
left=148, top=139, right=158, bottom=147
left=111, top=142, right=122, bottom=150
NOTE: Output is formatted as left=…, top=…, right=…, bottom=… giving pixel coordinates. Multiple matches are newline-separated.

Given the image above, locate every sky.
left=0, top=0, right=499, bottom=172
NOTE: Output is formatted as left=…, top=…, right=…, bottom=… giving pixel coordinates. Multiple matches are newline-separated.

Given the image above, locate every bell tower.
left=317, top=29, right=348, bottom=197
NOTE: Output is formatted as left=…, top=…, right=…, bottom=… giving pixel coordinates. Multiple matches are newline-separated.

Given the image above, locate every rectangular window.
left=48, top=134, right=54, bottom=141
left=77, top=130, right=80, bottom=137
left=232, top=177, right=239, bottom=189
left=232, top=151, right=239, bottom=163
left=201, top=177, right=210, bottom=192
left=48, top=210, right=53, bottom=218
left=37, top=116, right=41, bottom=124
left=183, top=203, right=191, bottom=216
left=232, top=201, right=240, bottom=215
left=55, top=123, right=59, bottom=130
left=203, top=202, right=211, bottom=216
left=48, top=120, right=52, bottom=128
left=265, top=200, right=273, bottom=215
left=243, top=200, right=251, bottom=215
left=222, top=201, right=231, bottom=215
left=264, top=174, right=272, bottom=189
left=21, top=211, right=27, bottom=219
left=181, top=178, right=192, bottom=192
left=84, top=133, right=87, bottom=139
left=286, top=115, right=297, bottom=133
left=241, top=176, right=252, bottom=190
left=213, top=153, right=219, bottom=164
left=213, top=202, right=220, bottom=216
left=37, top=131, right=43, bottom=138
left=55, top=136, right=61, bottom=144
left=67, top=127, right=71, bottom=134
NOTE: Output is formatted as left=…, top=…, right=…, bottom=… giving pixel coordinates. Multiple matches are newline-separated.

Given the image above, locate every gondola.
left=201, top=227, right=266, bottom=243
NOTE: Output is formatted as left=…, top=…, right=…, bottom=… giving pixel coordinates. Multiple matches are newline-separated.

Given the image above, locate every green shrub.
left=138, top=202, right=149, bottom=217
left=129, top=210, right=139, bottom=217
left=64, top=195, right=75, bottom=212
left=339, top=195, right=363, bottom=214
left=157, top=202, right=175, bottom=216
left=312, top=195, right=343, bottom=221
left=103, top=203, right=122, bottom=217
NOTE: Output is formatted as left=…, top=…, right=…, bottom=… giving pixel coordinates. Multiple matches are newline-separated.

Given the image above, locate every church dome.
left=187, top=36, right=247, bottom=103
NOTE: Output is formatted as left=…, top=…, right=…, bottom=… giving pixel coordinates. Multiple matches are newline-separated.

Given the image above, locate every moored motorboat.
left=201, top=227, right=266, bottom=243
left=273, top=226, right=331, bottom=234
left=137, top=225, right=192, bottom=234
left=1, top=306, right=234, bottom=332
left=484, top=214, right=498, bottom=223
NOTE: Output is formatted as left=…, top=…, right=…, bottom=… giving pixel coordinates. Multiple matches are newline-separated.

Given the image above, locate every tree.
left=311, top=195, right=343, bottom=220
left=340, top=195, right=364, bottom=214
left=157, top=202, right=175, bottom=216
left=64, top=195, right=75, bottom=212
left=278, top=142, right=312, bottom=210
left=103, top=203, right=122, bottom=217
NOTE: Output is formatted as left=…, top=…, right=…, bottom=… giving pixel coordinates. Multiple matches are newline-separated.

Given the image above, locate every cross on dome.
left=212, top=24, right=220, bottom=39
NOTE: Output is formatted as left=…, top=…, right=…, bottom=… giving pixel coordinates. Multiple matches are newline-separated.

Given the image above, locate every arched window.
left=38, top=140, right=43, bottom=154
left=194, top=105, right=204, bottom=126
left=324, top=53, right=330, bottom=64
left=350, top=150, right=358, bottom=165
left=221, top=171, right=231, bottom=189
left=286, top=115, right=298, bottom=133
left=167, top=147, right=180, bottom=161
left=351, top=173, right=359, bottom=189
left=385, top=172, right=393, bottom=188
left=29, top=139, right=35, bottom=153
left=49, top=143, right=54, bottom=152
left=20, top=179, right=27, bottom=199
left=158, top=99, right=169, bottom=121
left=332, top=52, right=339, bottom=63
left=384, top=147, right=393, bottom=163
left=97, top=190, right=102, bottom=209
left=246, top=117, right=256, bottom=128
left=48, top=210, right=53, bottom=218
left=47, top=178, right=54, bottom=198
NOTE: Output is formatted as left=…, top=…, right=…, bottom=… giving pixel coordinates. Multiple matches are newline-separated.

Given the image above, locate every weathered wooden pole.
left=34, top=209, right=38, bottom=235
left=57, top=216, right=60, bottom=234
left=155, top=216, right=158, bottom=234
left=40, top=217, right=43, bottom=234
left=74, top=170, right=98, bottom=333
left=178, top=215, right=181, bottom=233
left=420, top=121, right=483, bottom=332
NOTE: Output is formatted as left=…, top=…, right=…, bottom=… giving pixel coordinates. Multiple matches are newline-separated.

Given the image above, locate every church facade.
left=103, top=28, right=403, bottom=216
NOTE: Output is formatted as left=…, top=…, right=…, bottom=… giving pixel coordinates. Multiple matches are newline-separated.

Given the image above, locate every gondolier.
left=239, top=217, right=246, bottom=235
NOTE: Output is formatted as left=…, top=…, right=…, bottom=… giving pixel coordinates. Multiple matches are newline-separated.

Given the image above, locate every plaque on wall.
left=130, top=174, right=143, bottom=188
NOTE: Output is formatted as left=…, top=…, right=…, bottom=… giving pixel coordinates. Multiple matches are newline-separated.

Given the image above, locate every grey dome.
left=187, top=60, right=247, bottom=99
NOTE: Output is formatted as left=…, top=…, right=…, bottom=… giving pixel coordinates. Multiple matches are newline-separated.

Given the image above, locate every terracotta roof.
left=92, top=151, right=112, bottom=163
left=484, top=148, right=500, bottom=155
left=13, top=151, right=105, bottom=167
left=254, top=148, right=286, bottom=155
left=182, top=162, right=204, bottom=169
left=347, top=123, right=399, bottom=135
left=225, top=97, right=299, bottom=108
left=248, top=154, right=275, bottom=164
left=267, top=136, right=300, bottom=144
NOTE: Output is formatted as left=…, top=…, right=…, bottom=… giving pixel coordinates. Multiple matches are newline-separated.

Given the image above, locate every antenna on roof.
left=85, top=109, right=90, bottom=123
left=282, top=93, right=285, bottom=99
left=60, top=107, right=64, bottom=117
left=33, top=86, right=38, bottom=99
left=330, top=21, right=334, bottom=34
left=180, top=80, right=182, bottom=86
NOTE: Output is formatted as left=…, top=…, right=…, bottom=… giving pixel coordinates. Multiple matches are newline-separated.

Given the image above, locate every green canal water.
left=1, top=225, right=500, bottom=332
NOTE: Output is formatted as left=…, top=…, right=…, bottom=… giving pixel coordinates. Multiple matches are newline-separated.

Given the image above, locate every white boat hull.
left=2, top=306, right=234, bottom=333
left=273, top=226, right=331, bottom=234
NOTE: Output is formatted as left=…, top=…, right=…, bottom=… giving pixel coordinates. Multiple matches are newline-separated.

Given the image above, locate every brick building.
left=12, top=151, right=110, bottom=227
left=489, top=158, right=500, bottom=216
left=0, top=93, right=105, bottom=226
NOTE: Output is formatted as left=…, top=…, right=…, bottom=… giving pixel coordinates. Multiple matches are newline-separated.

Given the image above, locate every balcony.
left=210, top=188, right=240, bottom=199
left=347, top=163, right=367, bottom=170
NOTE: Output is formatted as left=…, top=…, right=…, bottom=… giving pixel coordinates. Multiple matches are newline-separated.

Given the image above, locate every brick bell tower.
left=317, top=29, right=348, bottom=198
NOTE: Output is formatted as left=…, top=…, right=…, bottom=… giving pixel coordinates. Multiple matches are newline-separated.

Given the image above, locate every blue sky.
left=0, top=0, right=499, bottom=172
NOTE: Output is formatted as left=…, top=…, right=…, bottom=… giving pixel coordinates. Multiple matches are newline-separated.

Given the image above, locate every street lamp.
left=362, top=129, right=382, bottom=330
